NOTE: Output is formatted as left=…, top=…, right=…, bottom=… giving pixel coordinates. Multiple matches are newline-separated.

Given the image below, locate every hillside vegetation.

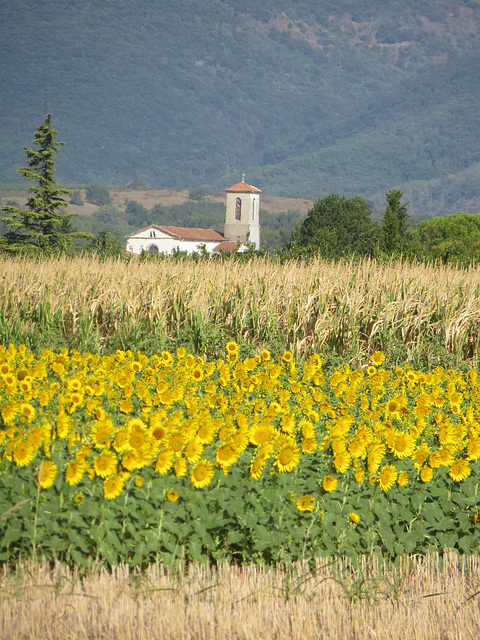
left=0, top=0, right=479, bottom=219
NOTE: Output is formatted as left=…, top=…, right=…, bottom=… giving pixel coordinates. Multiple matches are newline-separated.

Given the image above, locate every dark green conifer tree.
left=0, top=114, right=90, bottom=255
left=381, top=188, right=409, bottom=255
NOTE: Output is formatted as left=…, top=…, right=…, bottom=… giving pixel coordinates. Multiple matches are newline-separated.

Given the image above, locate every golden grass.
left=1, top=254, right=480, bottom=361
left=1, top=553, right=479, bottom=639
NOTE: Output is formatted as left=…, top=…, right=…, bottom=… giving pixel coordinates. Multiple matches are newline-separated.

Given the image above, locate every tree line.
left=1, top=115, right=479, bottom=265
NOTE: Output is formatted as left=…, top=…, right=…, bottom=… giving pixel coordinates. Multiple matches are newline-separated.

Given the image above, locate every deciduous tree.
left=288, top=193, right=379, bottom=258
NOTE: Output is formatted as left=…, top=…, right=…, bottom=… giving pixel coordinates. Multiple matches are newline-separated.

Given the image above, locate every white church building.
left=125, top=179, right=261, bottom=256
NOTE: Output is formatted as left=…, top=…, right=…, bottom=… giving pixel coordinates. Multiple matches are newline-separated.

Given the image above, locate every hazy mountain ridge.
left=1, top=0, right=479, bottom=220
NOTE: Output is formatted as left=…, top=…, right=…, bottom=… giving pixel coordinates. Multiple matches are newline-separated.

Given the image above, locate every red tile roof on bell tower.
left=225, top=181, right=261, bottom=193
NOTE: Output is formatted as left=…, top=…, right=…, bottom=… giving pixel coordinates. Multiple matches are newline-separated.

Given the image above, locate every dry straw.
left=1, top=254, right=480, bottom=361
left=1, top=552, right=479, bottom=639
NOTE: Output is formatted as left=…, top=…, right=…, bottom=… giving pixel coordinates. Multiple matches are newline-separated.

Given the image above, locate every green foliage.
left=126, top=179, right=150, bottom=190
left=381, top=203, right=399, bottom=254
left=124, top=199, right=151, bottom=227
left=288, top=194, right=379, bottom=258
left=0, top=432, right=478, bottom=569
left=408, top=212, right=480, bottom=264
left=69, top=190, right=84, bottom=206
left=381, top=189, right=409, bottom=255
left=188, top=188, right=206, bottom=201
left=90, top=230, right=125, bottom=261
left=0, top=115, right=91, bottom=256
left=85, top=185, right=112, bottom=206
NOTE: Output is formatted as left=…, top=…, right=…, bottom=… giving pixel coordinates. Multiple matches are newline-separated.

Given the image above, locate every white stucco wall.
left=126, top=229, right=224, bottom=255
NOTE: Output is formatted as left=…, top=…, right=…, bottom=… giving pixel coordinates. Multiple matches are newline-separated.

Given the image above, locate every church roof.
left=212, top=241, right=238, bottom=252
left=225, top=181, right=261, bottom=194
left=126, top=224, right=228, bottom=242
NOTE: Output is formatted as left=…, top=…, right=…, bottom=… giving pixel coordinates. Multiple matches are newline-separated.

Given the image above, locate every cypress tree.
left=0, top=114, right=90, bottom=255
left=381, top=202, right=399, bottom=254
left=381, top=188, right=409, bottom=254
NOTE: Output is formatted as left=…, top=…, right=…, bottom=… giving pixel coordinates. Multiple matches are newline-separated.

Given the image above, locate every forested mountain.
left=1, top=0, right=479, bottom=220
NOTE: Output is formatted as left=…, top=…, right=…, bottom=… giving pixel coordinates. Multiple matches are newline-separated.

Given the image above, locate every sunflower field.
left=1, top=339, right=480, bottom=568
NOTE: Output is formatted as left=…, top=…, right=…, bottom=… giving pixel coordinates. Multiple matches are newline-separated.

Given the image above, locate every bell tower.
left=224, top=176, right=261, bottom=249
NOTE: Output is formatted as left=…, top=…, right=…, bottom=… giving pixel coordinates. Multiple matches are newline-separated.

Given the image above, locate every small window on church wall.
left=148, top=244, right=159, bottom=254
left=252, top=199, right=255, bottom=221
left=150, top=230, right=156, bottom=238
left=235, top=197, right=241, bottom=221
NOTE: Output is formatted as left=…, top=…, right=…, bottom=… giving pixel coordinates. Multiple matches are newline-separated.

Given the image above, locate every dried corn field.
left=1, top=254, right=480, bottom=365
left=0, top=553, right=479, bottom=640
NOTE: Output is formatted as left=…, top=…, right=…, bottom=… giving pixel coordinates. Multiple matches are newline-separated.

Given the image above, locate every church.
left=125, top=178, right=261, bottom=256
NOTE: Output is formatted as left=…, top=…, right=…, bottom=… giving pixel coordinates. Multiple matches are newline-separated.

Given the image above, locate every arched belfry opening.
left=235, top=197, right=242, bottom=221
left=224, top=176, right=261, bottom=249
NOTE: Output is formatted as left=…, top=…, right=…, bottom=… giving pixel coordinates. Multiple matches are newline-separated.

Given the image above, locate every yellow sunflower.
left=113, top=428, right=130, bottom=453
left=414, top=446, right=430, bottom=467
left=449, top=458, right=471, bottom=482
left=349, top=512, right=360, bottom=524
left=275, top=442, right=300, bottom=472
left=371, top=351, right=385, bottom=366
left=302, top=438, right=317, bottom=454
left=128, top=427, right=151, bottom=450
left=93, top=450, right=117, bottom=478
left=420, top=465, right=433, bottom=483
left=185, top=438, right=204, bottom=464
left=232, top=428, right=249, bottom=452
left=122, top=449, right=142, bottom=471
left=18, top=402, right=36, bottom=424
left=155, top=449, right=174, bottom=475
left=250, top=451, right=269, bottom=480
left=437, top=447, right=455, bottom=467
left=65, top=459, right=87, bottom=485
left=378, top=464, right=397, bottom=492
left=103, top=475, right=125, bottom=499
left=190, top=459, right=215, bottom=489
left=250, top=424, right=271, bottom=446
left=38, top=460, right=57, bottom=489
left=226, top=341, right=239, bottom=354
left=191, top=367, right=204, bottom=382
left=466, top=439, right=480, bottom=461
left=354, top=467, right=365, bottom=483
left=296, top=494, right=315, bottom=512
left=196, top=421, right=216, bottom=444
left=166, top=489, right=179, bottom=502
left=1, top=401, right=18, bottom=425
left=173, top=456, right=187, bottom=477
left=119, top=398, right=133, bottom=413
left=367, top=444, right=385, bottom=473
left=13, top=441, right=35, bottom=467
left=216, top=443, right=239, bottom=469
left=333, top=450, right=351, bottom=473
left=391, top=432, right=416, bottom=459
left=168, top=433, right=185, bottom=453
left=322, top=475, right=338, bottom=493
left=91, top=420, right=115, bottom=448
left=56, top=410, right=70, bottom=439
